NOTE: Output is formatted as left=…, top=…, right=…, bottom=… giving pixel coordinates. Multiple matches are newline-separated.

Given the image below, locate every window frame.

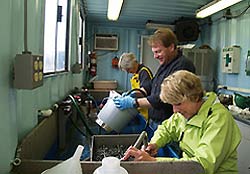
left=43, top=0, right=71, bottom=75
left=78, top=13, right=86, bottom=69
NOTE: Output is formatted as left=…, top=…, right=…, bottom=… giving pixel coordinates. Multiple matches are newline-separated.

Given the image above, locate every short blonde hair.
left=160, top=70, right=204, bottom=105
left=148, top=28, right=178, bottom=48
left=118, top=52, right=137, bottom=71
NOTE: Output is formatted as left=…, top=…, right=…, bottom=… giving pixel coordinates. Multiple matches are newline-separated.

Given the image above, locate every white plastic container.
left=93, top=156, right=128, bottom=174
left=96, top=90, right=138, bottom=132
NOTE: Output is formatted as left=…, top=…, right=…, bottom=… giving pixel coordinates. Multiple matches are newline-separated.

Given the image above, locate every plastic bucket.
left=96, top=91, right=138, bottom=133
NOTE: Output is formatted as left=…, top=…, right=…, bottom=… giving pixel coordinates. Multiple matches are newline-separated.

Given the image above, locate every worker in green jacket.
left=122, top=70, right=242, bottom=174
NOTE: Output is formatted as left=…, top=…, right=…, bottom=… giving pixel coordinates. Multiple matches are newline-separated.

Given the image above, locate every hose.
left=68, top=95, right=93, bottom=136
left=81, top=89, right=103, bottom=134
left=69, top=116, right=87, bottom=137
left=126, top=88, right=150, bottom=131
left=85, top=92, right=100, bottom=113
left=126, top=88, right=147, bottom=97
left=81, top=88, right=100, bottom=113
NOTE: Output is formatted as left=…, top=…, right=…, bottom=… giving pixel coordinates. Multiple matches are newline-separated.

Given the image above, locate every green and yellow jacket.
left=150, top=92, right=242, bottom=174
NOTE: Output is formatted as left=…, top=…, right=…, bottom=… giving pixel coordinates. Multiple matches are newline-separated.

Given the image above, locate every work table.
left=232, top=113, right=250, bottom=126
left=232, top=112, right=250, bottom=174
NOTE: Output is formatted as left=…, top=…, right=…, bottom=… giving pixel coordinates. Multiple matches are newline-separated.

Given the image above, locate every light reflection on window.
left=43, top=0, right=69, bottom=73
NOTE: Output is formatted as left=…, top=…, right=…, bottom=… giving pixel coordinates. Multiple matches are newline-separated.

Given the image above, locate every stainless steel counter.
left=12, top=159, right=205, bottom=174
left=232, top=114, right=250, bottom=126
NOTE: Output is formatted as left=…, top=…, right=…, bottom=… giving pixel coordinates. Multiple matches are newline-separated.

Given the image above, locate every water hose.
left=126, top=88, right=147, bottom=97
left=81, top=89, right=100, bottom=113
left=68, top=95, right=93, bottom=136
left=69, top=116, right=87, bottom=137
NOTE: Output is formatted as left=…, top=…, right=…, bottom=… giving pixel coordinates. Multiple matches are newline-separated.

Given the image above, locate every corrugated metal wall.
left=86, top=1, right=250, bottom=93
left=85, top=0, right=211, bottom=27
left=201, top=1, right=250, bottom=91
left=86, top=25, right=152, bottom=90
left=0, top=0, right=83, bottom=172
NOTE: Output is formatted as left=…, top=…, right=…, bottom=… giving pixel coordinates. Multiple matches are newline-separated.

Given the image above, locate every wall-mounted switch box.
left=13, top=53, right=43, bottom=89
left=222, top=46, right=240, bottom=73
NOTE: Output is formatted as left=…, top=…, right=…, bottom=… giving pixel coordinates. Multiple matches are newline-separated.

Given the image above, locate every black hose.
left=69, top=116, right=87, bottom=137
left=85, top=93, right=100, bottom=113
left=81, top=89, right=100, bottom=113
left=127, top=88, right=147, bottom=97
left=81, top=91, right=103, bottom=134
left=68, top=95, right=93, bottom=136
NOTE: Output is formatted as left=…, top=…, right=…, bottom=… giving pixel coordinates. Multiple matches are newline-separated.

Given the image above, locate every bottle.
left=41, top=145, right=84, bottom=174
left=93, top=156, right=128, bottom=174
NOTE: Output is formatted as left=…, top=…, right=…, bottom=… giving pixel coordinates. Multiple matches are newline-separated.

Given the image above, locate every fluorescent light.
left=196, top=0, right=242, bottom=18
left=107, top=0, right=123, bottom=21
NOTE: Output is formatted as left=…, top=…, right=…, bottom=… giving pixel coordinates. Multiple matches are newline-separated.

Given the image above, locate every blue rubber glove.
left=113, top=96, right=135, bottom=110
left=121, top=91, right=136, bottom=98
left=121, top=92, right=128, bottom=97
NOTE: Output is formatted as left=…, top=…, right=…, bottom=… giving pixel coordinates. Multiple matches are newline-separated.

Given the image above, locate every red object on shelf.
left=89, top=52, right=97, bottom=76
left=112, top=56, right=119, bottom=68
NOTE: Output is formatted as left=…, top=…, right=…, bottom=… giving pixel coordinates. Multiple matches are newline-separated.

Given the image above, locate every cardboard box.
left=93, top=80, right=118, bottom=90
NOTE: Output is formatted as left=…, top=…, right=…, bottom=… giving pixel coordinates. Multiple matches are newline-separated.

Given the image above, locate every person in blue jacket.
left=114, top=28, right=195, bottom=130
left=122, top=70, right=242, bottom=174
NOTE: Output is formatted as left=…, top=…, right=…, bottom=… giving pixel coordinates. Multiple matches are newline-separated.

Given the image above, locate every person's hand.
left=113, top=96, right=135, bottom=110
left=143, top=143, right=158, bottom=156
left=121, top=146, right=156, bottom=161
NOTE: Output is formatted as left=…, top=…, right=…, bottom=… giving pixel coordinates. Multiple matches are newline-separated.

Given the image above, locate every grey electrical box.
left=13, top=53, right=43, bottom=89
left=182, top=48, right=215, bottom=91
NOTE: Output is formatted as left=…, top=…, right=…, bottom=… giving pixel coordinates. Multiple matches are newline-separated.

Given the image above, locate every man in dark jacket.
left=114, top=28, right=195, bottom=130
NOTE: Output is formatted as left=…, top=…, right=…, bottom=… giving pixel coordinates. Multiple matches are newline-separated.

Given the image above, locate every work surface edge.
left=11, top=159, right=204, bottom=174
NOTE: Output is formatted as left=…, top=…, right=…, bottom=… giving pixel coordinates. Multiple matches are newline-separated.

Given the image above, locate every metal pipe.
left=133, top=131, right=148, bottom=149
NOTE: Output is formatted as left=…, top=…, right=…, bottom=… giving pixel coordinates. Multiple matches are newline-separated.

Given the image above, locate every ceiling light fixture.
left=107, top=0, right=124, bottom=21
left=196, top=0, right=242, bottom=18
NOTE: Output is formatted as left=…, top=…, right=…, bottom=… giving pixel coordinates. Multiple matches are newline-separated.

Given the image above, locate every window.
left=43, top=0, right=70, bottom=74
left=78, top=13, right=85, bottom=66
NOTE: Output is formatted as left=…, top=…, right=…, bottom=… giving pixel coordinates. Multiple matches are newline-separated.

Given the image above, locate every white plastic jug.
left=96, top=90, right=138, bottom=132
left=41, top=145, right=84, bottom=174
left=93, top=156, right=128, bottom=174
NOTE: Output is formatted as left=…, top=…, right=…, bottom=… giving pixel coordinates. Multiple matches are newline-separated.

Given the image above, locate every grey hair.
left=118, top=52, right=137, bottom=71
